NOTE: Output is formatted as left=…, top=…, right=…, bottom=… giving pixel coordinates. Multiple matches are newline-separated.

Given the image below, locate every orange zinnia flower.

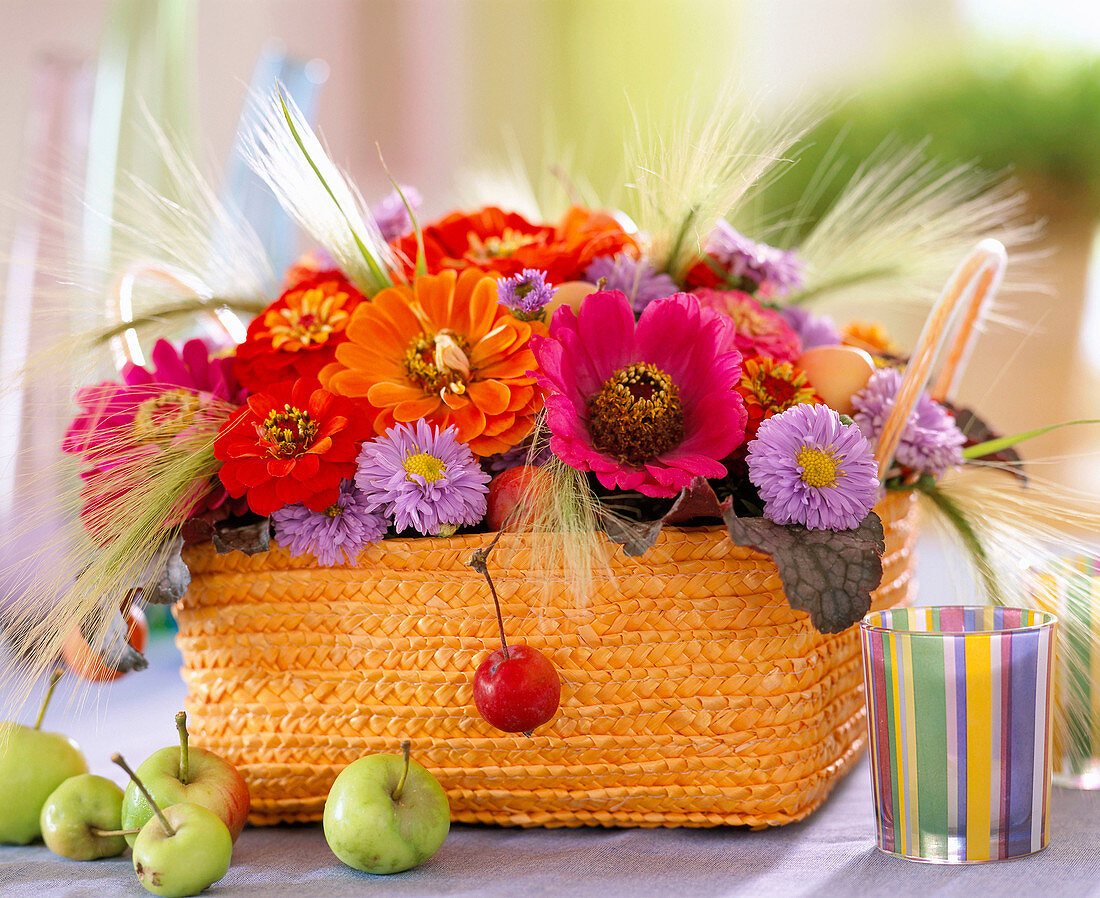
left=320, top=269, right=543, bottom=456
left=391, top=205, right=637, bottom=285
left=234, top=270, right=366, bottom=392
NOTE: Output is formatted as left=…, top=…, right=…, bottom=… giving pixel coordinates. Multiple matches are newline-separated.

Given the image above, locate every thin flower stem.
left=469, top=528, right=509, bottom=659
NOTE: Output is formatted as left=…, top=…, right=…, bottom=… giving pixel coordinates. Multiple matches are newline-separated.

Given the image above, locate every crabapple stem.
left=469, top=540, right=509, bottom=660
left=176, top=710, right=189, bottom=785
left=34, top=669, right=64, bottom=730
left=393, top=740, right=412, bottom=801
left=112, top=753, right=176, bottom=837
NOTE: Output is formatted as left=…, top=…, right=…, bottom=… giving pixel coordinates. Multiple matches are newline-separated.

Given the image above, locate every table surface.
left=3, top=538, right=1100, bottom=898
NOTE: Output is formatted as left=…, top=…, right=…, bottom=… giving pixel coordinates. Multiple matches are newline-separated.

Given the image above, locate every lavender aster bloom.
left=706, top=220, right=804, bottom=295
left=851, top=368, right=965, bottom=477
left=747, top=403, right=879, bottom=531
left=355, top=420, right=491, bottom=536
left=779, top=305, right=842, bottom=350
left=584, top=253, right=678, bottom=313
left=497, top=268, right=556, bottom=315
left=370, top=185, right=422, bottom=242
left=272, top=480, right=387, bottom=566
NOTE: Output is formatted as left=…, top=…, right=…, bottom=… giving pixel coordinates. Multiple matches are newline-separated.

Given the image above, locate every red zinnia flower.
left=234, top=270, right=366, bottom=392
left=693, top=288, right=802, bottom=364
left=391, top=205, right=638, bottom=285
left=214, top=378, right=369, bottom=516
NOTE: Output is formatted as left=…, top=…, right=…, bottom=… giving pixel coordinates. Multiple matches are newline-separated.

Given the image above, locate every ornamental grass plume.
left=355, top=420, right=490, bottom=536
left=532, top=290, right=746, bottom=498
left=747, top=402, right=879, bottom=531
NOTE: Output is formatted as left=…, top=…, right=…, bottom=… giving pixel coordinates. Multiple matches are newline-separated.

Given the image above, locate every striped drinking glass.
left=859, top=606, right=1057, bottom=863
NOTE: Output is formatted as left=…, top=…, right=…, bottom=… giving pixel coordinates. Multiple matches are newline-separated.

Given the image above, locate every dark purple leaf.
left=722, top=508, right=885, bottom=634
left=212, top=516, right=271, bottom=556
left=603, top=477, right=727, bottom=556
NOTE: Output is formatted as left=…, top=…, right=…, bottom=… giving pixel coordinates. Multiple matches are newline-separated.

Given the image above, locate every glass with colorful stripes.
left=859, top=606, right=1057, bottom=863
left=1031, top=554, right=1100, bottom=789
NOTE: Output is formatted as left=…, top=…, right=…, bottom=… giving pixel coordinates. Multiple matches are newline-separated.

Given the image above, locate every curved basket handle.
left=107, top=261, right=247, bottom=369
left=873, top=238, right=1006, bottom=477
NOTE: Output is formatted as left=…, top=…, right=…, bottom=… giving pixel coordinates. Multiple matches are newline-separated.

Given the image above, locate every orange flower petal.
left=367, top=381, right=425, bottom=406
left=393, top=396, right=442, bottom=421
left=467, top=379, right=510, bottom=416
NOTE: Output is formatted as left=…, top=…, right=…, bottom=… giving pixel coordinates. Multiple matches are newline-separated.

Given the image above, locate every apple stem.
left=33, top=669, right=64, bottom=730
left=112, top=753, right=176, bottom=838
left=468, top=537, right=509, bottom=660
left=176, top=710, right=189, bottom=785
left=91, top=827, right=142, bottom=837
left=392, top=739, right=412, bottom=801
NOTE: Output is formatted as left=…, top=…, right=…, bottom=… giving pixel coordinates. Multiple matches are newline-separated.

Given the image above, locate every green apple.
left=40, top=773, right=129, bottom=860
left=121, top=711, right=249, bottom=847
left=323, top=740, right=450, bottom=874
left=0, top=670, right=88, bottom=844
left=132, top=803, right=232, bottom=898
left=114, top=752, right=232, bottom=898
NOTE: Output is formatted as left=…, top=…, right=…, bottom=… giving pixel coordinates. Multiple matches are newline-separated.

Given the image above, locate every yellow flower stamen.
left=796, top=445, right=840, bottom=488
left=403, top=451, right=447, bottom=483
left=404, top=330, right=470, bottom=396
left=261, top=405, right=319, bottom=458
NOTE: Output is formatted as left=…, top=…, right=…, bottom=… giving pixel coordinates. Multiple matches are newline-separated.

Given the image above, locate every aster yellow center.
left=796, top=446, right=839, bottom=488
left=587, top=363, right=685, bottom=467
left=403, top=451, right=447, bottom=483
left=262, top=405, right=319, bottom=458
left=133, top=390, right=203, bottom=444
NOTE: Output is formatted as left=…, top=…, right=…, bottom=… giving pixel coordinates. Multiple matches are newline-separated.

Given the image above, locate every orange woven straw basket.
left=173, top=241, right=1003, bottom=828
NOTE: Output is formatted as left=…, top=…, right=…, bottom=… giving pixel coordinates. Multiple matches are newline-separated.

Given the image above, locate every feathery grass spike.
left=241, top=86, right=395, bottom=295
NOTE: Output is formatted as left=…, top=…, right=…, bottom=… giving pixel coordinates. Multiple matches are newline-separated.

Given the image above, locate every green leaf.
left=722, top=508, right=885, bottom=634
left=603, top=477, right=726, bottom=557
left=918, top=483, right=1002, bottom=603
left=962, top=418, right=1100, bottom=460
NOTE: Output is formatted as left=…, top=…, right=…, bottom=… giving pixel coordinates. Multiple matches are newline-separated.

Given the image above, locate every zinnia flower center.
left=404, top=331, right=471, bottom=396
left=796, top=446, right=839, bottom=488
left=467, top=228, right=538, bottom=261
left=261, top=405, right=319, bottom=458
left=760, top=374, right=798, bottom=408
left=133, top=390, right=203, bottom=444
left=587, top=363, right=685, bottom=467
left=264, top=286, right=349, bottom=350
left=403, top=451, right=447, bottom=483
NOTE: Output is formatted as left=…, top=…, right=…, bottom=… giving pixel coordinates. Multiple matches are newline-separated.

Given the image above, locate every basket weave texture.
left=175, top=490, right=918, bottom=828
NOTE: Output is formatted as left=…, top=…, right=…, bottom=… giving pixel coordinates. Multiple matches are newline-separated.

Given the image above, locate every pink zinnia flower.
left=693, top=288, right=802, bottom=364
left=532, top=290, right=747, bottom=498
left=63, top=338, right=246, bottom=526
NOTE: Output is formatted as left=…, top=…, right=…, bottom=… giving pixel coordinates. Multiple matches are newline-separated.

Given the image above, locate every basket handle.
left=872, top=238, right=1006, bottom=477
left=107, top=261, right=247, bottom=369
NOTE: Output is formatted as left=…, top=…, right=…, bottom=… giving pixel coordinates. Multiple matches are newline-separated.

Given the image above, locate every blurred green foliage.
left=764, top=47, right=1100, bottom=241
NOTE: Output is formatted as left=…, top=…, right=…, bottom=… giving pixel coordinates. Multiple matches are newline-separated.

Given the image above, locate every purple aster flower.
left=496, top=268, right=556, bottom=315
left=272, top=480, right=387, bottom=566
left=850, top=368, right=965, bottom=477
left=370, top=185, right=422, bottom=242
left=705, top=220, right=804, bottom=296
left=747, top=403, right=879, bottom=531
left=584, top=253, right=678, bottom=313
left=778, top=305, right=841, bottom=351
left=355, top=420, right=491, bottom=536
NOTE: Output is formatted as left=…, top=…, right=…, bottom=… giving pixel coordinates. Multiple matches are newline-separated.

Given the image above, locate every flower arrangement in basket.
left=5, top=89, right=1098, bottom=830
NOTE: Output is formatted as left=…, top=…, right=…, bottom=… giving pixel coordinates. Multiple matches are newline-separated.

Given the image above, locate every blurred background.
left=2, top=0, right=1099, bottom=503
